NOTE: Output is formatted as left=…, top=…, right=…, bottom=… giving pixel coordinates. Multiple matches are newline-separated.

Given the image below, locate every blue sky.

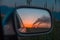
left=17, top=8, right=50, bottom=25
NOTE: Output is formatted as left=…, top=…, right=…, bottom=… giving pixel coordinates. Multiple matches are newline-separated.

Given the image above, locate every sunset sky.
left=17, top=8, right=51, bottom=28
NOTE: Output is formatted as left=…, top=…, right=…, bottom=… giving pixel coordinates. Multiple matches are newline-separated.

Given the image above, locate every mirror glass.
left=16, top=8, right=51, bottom=33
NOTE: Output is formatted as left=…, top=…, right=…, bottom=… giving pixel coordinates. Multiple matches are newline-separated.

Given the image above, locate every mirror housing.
left=14, top=6, right=52, bottom=36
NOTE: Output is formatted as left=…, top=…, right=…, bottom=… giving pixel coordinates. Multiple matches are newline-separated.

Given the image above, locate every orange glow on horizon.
left=21, top=17, right=51, bottom=28
left=24, top=24, right=32, bottom=28
left=22, top=23, right=51, bottom=28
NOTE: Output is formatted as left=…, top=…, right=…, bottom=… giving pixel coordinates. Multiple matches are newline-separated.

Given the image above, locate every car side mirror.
left=14, top=6, right=52, bottom=36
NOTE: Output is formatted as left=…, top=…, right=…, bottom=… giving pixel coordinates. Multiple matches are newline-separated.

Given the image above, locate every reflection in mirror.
left=16, top=8, right=51, bottom=33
